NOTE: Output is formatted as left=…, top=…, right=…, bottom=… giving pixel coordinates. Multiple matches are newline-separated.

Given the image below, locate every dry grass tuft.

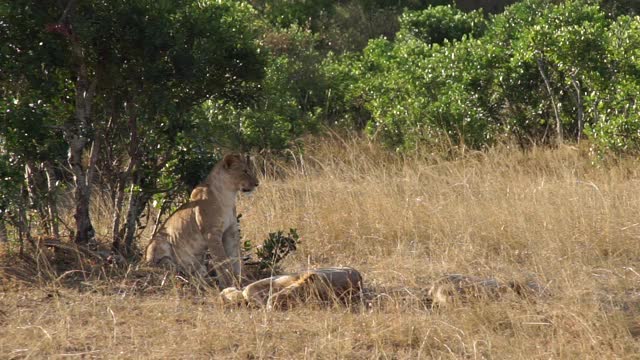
left=2, top=135, right=640, bottom=358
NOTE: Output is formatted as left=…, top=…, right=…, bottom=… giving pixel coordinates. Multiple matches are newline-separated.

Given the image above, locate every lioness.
left=220, top=267, right=363, bottom=310
left=145, top=153, right=259, bottom=287
left=428, top=274, right=545, bottom=307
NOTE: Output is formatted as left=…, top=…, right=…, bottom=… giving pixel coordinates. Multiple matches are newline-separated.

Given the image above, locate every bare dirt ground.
left=2, top=136, right=640, bottom=358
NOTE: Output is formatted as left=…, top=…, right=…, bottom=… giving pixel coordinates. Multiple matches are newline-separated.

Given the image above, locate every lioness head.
left=221, top=153, right=259, bottom=193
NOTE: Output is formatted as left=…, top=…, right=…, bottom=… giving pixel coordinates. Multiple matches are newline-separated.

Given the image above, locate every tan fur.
left=220, top=267, right=363, bottom=310
left=428, top=274, right=544, bottom=307
left=145, top=154, right=259, bottom=288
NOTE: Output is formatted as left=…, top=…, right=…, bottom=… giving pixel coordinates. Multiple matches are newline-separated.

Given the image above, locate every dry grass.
left=2, top=134, right=640, bottom=358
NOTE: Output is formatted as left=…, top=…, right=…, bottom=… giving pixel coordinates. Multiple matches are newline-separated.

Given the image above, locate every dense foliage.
left=1, top=0, right=639, bottom=252
left=324, top=0, right=640, bottom=152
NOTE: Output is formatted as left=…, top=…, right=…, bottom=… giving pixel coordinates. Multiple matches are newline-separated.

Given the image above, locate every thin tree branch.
left=535, top=51, right=563, bottom=145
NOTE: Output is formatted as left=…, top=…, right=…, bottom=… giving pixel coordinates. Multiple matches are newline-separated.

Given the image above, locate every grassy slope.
left=2, top=135, right=640, bottom=358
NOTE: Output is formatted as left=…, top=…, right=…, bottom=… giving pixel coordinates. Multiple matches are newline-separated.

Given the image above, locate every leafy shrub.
left=348, top=27, right=500, bottom=150
left=490, top=0, right=609, bottom=144
left=585, top=101, right=640, bottom=156
left=397, top=5, right=486, bottom=44
left=196, top=26, right=324, bottom=152
left=256, top=0, right=334, bottom=29
left=0, top=153, right=25, bottom=235
left=602, top=0, right=640, bottom=17
left=584, top=15, right=640, bottom=157
left=254, top=229, right=301, bottom=271
left=323, top=0, right=640, bottom=153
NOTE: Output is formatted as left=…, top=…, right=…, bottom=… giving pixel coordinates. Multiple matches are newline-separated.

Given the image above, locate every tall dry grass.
left=2, top=134, right=640, bottom=358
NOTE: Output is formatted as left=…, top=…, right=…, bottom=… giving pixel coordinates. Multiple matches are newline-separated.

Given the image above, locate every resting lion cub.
left=145, top=154, right=259, bottom=287
left=220, top=267, right=363, bottom=310
left=428, top=274, right=545, bottom=307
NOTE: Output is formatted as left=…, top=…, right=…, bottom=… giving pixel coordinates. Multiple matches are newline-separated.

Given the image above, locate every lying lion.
left=145, top=153, right=259, bottom=288
left=428, top=274, right=546, bottom=307
left=220, top=267, right=363, bottom=310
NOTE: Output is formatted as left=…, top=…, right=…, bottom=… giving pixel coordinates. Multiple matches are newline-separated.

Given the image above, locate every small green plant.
left=255, top=229, right=300, bottom=271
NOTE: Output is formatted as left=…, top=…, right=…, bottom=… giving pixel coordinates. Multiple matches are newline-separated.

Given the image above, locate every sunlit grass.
left=2, top=134, right=640, bottom=358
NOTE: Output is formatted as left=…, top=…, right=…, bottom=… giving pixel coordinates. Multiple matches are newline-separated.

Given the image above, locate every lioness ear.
left=223, top=154, right=239, bottom=169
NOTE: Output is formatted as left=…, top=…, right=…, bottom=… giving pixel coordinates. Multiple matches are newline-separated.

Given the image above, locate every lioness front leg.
left=222, top=224, right=241, bottom=277
left=205, top=231, right=237, bottom=288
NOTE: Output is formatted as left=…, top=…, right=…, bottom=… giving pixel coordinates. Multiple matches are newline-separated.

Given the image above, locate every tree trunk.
left=24, top=163, right=47, bottom=234
left=535, top=53, right=563, bottom=145
left=569, top=73, right=584, bottom=143
left=151, top=197, right=170, bottom=237
left=112, top=111, right=138, bottom=252
left=111, top=161, right=135, bottom=252
left=14, top=185, right=33, bottom=254
left=0, top=217, right=7, bottom=243
left=122, top=180, right=152, bottom=256
left=111, top=172, right=127, bottom=252
left=122, top=182, right=140, bottom=255
left=44, top=162, right=60, bottom=239
left=65, top=26, right=98, bottom=245
left=68, top=136, right=94, bottom=245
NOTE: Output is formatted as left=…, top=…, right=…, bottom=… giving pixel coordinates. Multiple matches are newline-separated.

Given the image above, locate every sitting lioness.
left=220, top=267, right=363, bottom=310
left=145, top=154, right=259, bottom=288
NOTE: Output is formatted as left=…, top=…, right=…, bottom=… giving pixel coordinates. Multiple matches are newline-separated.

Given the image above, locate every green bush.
left=0, top=153, right=25, bottom=232
left=321, top=0, right=640, bottom=153
left=364, top=36, right=501, bottom=150
left=585, top=15, right=640, bottom=156
left=397, top=5, right=486, bottom=44
left=255, top=229, right=301, bottom=271
left=199, top=25, right=326, bottom=151
left=490, top=0, right=609, bottom=144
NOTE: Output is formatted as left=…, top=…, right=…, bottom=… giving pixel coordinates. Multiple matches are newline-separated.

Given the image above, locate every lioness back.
left=145, top=199, right=208, bottom=271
